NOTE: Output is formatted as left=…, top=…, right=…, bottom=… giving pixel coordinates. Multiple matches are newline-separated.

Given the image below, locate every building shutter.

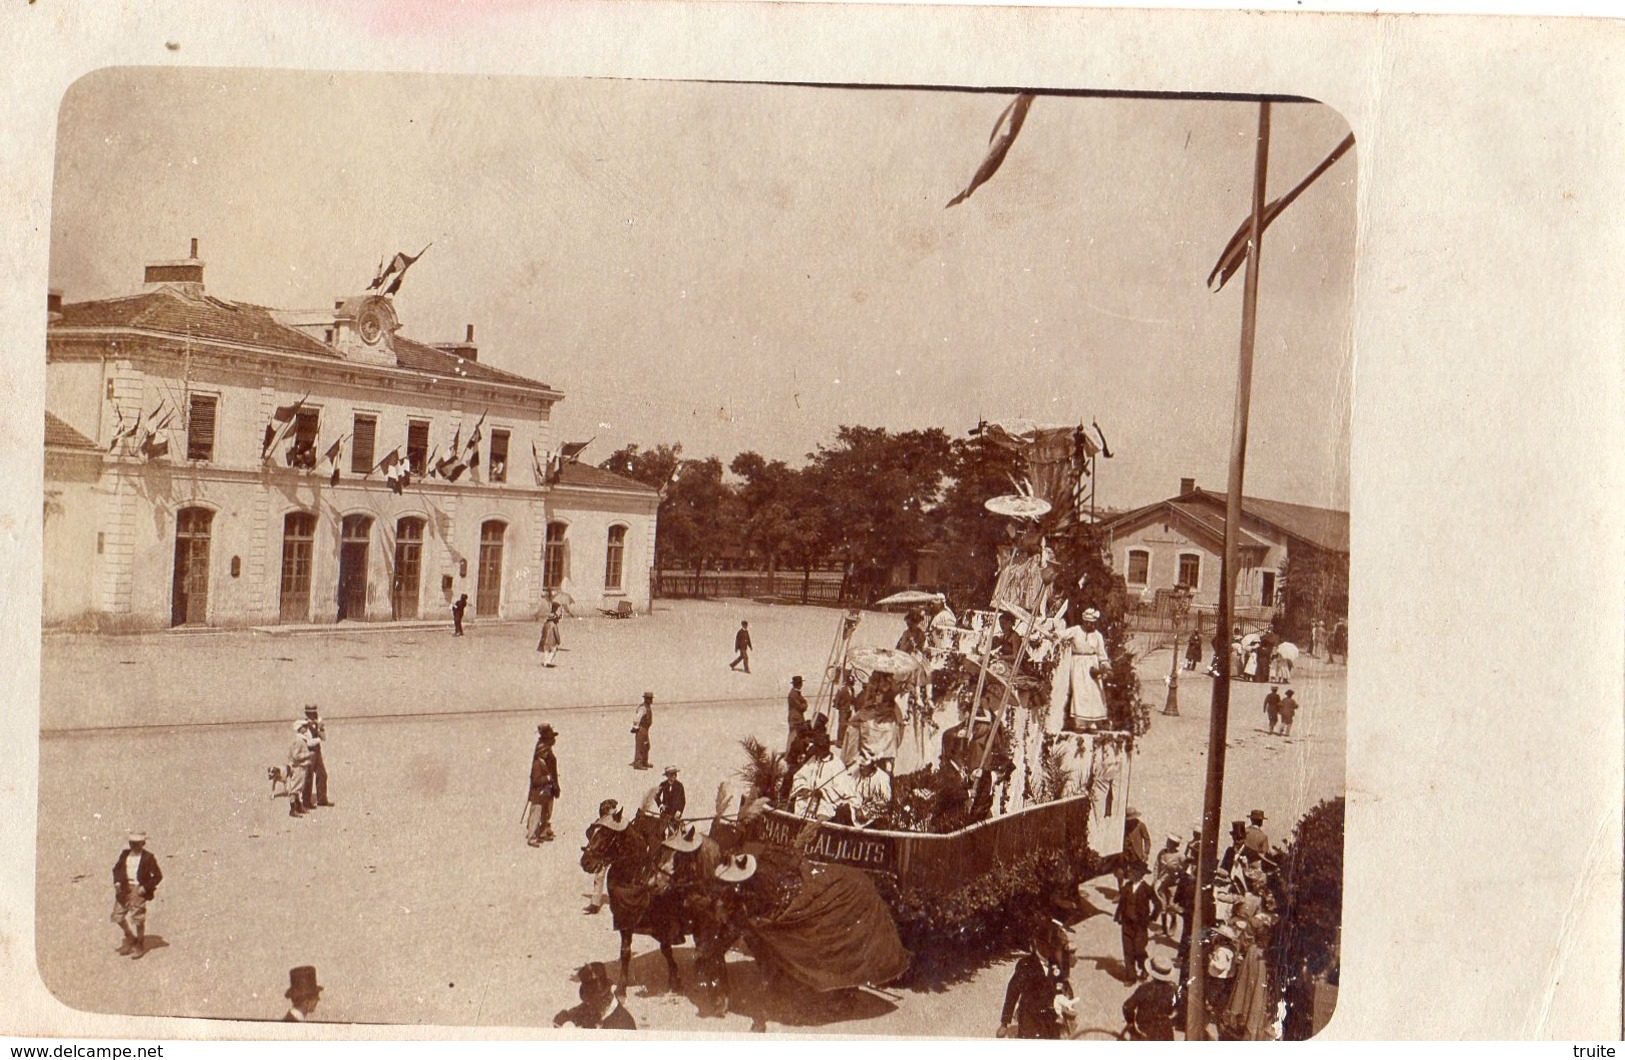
left=352, top=415, right=376, bottom=473
left=186, top=395, right=217, bottom=461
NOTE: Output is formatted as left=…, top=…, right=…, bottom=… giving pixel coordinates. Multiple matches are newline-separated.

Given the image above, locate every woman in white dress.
left=1061, top=607, right=1110, bottom=729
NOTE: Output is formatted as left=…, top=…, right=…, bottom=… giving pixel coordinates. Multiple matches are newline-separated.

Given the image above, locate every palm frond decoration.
left=737, top=736, right=786, bottom=805
left=1038, top=744, right=1073, bottom=803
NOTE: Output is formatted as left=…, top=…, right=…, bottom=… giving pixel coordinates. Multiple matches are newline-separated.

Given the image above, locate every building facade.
left=43, top=245, right=657, bottom=630
left=1103, top=478, right=1349, bottom=633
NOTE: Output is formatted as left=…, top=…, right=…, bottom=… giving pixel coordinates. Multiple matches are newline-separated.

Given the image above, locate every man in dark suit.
left=729, top=620, right=752, bottom=673
left=1122, top=956, right=1180, bottom=1040
left=654, top=767, right=686, bottom=832
left=997, top=920, right=1077, bottom=1039
left=1115, top=862, right=1162, bottom=982
left=282, top=965, right=323, bottom=1021
left=111, top=831, right=162, bottom=958
left=785, top=675, right=809, bottom=750
left=554, top=962, right=637, bottom=1030
left=525, top=724, right=560, bottom=845
left=303, top=704, right=332, bottom=807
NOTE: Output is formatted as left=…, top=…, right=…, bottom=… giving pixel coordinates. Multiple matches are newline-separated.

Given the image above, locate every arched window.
left=605, top=525, right=628, bottom=591
left=544, top=521, right=569, bottom=591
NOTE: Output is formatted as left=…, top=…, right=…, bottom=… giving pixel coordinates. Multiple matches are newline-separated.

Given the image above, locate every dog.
left=268, top=765, right=290, bottom=799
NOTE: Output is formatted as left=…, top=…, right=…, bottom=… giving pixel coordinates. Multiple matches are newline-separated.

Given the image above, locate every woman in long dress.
left=1061, top=607, right=1110, bottom=729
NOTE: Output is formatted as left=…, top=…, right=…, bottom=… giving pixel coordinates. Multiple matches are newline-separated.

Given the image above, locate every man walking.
left=630, top=692, right=654, bottom=770
left=526, top=724, right=561, bottom=845
left=729, top=620, right=752, bottom=673
left=451, top=593, right=468, bottom=636
left=1263, top=686, right=1283, bottom=735
left=1279, top=689, right=1299, bottom=736
left=1115, top=862, right=1162, bottom=982
left=303, top=704, right=332, bottom=807
left=786, top=675, right=809, bottom=751
left=111, top=831, right=162, bottom=959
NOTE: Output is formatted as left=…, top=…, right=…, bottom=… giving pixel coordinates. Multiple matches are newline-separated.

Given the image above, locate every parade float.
left=738, top=420, right=1143, bottom=954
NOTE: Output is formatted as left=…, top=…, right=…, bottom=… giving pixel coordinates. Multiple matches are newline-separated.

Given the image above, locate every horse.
left=579, top=811, right=689, bottom=994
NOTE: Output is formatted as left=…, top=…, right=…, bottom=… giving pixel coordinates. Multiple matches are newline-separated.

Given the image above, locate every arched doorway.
left=337, top=514, right=372, bottom=621
left=171, top=507, right=213, bottom=627
left=279, top=511, right=317, bottom=623
left=477, top=520, right=506, bottom=617
left=391, top=516, right=426, bottom=620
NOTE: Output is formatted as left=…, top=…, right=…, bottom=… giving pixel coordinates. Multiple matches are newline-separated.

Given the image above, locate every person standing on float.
left=1061, top=607, right=1111, bottom=729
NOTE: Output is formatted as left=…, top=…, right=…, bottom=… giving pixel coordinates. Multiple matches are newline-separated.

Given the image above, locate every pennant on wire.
left=1207, top=133, right=1356, bottom=291
left=946, top=94, right=1036, bottom=209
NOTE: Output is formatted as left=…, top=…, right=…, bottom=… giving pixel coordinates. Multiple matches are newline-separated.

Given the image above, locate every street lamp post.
left=1163, top=585, right=1192, bottom=716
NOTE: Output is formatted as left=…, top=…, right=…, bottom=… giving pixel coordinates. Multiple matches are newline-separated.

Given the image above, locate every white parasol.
left=845, top=647, right=927, bottom=678
left=873, top=590, right=946, bottom=608
left=984, top=494, right=1052, bottom=519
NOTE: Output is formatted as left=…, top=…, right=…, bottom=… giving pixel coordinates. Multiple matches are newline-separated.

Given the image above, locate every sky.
left=50, top=68, right=1353, bottom=511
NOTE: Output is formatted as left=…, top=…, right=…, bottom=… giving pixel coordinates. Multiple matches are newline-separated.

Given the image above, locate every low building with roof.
left=1102, top=476, right=1348, bottom=635
left=43, top=241, right=657, bottom=630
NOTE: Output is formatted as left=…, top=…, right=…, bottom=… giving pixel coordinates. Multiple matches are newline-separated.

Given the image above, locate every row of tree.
left=602, top=424, right=1051, bottom=606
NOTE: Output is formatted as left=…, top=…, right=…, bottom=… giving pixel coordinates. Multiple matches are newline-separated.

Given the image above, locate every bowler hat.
left=1249, top=810, right=1266, bottom=823
left=285, top=966, right=323, bottom=999
left=578, top=961, right=613, bottom=990
left=715, top=853, right=757, bottom=883
left=642, top=692, right=654, bottom=702
left=663, top=824, right=703, bottom=853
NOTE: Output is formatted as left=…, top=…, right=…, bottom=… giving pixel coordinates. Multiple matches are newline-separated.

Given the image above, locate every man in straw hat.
left=1243, top=809, right=1271, bottom=859
left=1121, top=955, right=1180, bottom=1040
left=699, top=854, right=760, bottom=1022
left=525, top=724, right=561, bottom=846
left=282, top=965, right=323, bottom=1022
left=303, top=703, right=332, bottom=808
left=111, top=831, right=161, bottom=958
left=287, top=720, right=318, bottom=818
left=654, top=766, right=687, bottom=833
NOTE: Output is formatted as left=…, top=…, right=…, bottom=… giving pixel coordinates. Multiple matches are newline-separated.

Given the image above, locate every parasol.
left=873, top=590, right=945, bottom=608
left=984, top=494, right=1052, bottom=519
left=845, top=647, right=926, bottom=678
left=1274, top=641, right=1299, bottom=663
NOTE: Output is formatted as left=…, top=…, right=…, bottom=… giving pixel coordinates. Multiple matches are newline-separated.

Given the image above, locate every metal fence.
left=656, top=570, right=847, bottom=604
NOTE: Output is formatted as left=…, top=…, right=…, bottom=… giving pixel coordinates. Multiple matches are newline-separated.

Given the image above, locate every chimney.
left=432, top=324, right=478, bottom=362
left=143, top=238, right=205, bottom=296
left=466, top=324, right=475, bottom=343
left=1179, top=477, right=1196, bottom=495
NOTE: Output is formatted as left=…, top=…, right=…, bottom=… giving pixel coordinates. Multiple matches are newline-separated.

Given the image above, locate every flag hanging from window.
left=262, top=394, right=309, bottom=458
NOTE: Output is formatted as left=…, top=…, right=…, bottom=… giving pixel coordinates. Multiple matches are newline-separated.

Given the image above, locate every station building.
left=42, top=242, right=657, bottom=630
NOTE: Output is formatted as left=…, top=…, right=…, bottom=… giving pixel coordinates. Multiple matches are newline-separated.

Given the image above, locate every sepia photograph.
left=35, top=67, right=1355, bottom=1039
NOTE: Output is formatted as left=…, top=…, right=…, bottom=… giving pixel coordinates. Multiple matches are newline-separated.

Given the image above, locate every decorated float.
left=738, top=419, right=1143, bottom=951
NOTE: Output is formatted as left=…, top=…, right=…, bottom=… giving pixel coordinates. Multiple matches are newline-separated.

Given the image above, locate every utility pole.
left=1185, top=100, right=1270, bottom=1041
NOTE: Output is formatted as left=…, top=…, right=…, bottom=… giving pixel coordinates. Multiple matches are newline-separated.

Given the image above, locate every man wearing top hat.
left=526, top=724, right=561, bottom=846
left=554, top=961, right=636, bottom=1030
left=303, top=703, right=332, bottom=808
left=1243, top=810, right=1271, bottom=859
left=630, top=692, right=654, bottom=770
left=997, top=919, right=1077, bottom=1039
left=111, top=831, right=162, bottom=958
left=282, top=965, right=323, bottom=1021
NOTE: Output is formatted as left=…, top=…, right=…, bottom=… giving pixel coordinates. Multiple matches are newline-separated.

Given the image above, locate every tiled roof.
left=54, top=291, right=337, bottom=357
left=1190, top=488, right=1349, bottom=553
left=553, top=462, right=658, bottom=494
left=45, top=412, right=98, bottom=451
left=391, top=334, right=556, bottom=394
left=52, top=289, right=559, bottom=395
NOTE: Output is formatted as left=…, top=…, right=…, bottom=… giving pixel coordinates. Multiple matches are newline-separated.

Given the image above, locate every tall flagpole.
left=1185, top=99, right=1271, bottom=1041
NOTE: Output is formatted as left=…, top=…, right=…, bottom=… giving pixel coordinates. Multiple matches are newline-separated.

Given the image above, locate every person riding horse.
left=579, top=807, right=690, bottom=993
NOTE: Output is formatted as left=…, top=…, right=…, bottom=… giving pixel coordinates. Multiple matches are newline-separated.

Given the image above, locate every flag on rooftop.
left=369, top=244, right=431, bottom=295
